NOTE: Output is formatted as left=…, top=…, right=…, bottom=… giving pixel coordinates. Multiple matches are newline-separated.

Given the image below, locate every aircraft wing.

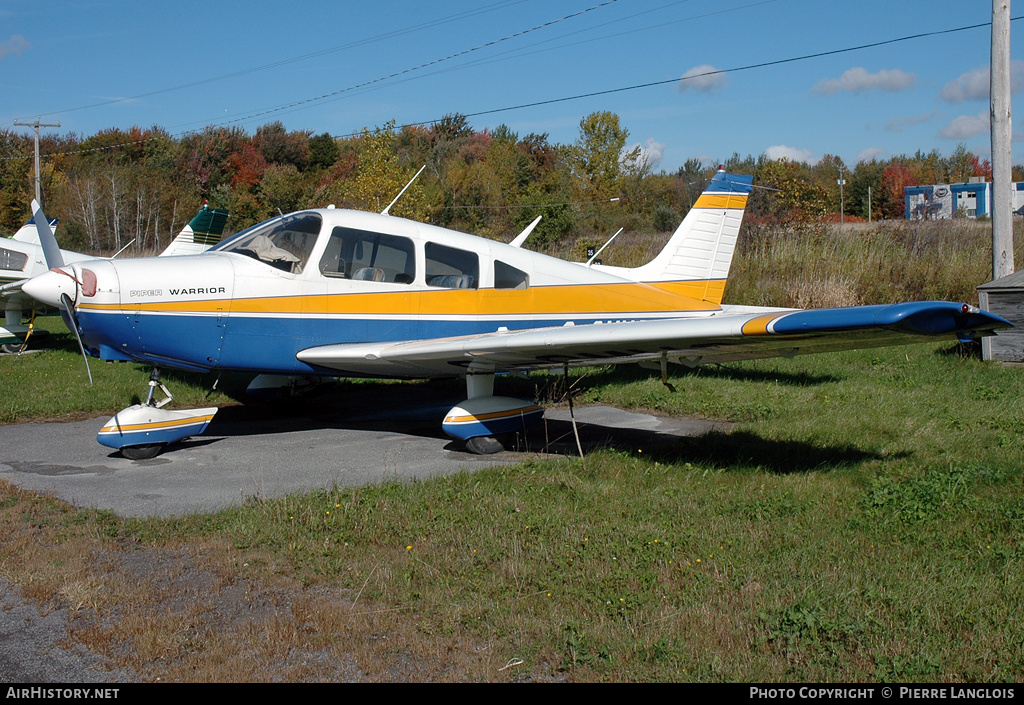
left=296, top=301, right=1012, bottom=377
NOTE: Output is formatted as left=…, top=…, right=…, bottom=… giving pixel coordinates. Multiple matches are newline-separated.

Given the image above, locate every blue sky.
left=1, top=0, right=1020, bottom=173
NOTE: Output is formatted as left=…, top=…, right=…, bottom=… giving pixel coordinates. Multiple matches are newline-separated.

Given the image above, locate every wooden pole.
left=991, top=0, right=1014, bottom=280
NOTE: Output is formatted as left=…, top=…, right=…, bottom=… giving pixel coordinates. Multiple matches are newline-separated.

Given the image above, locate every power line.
left=460, top=17, right=1013, bottom=121
left=13, top=0, right=533, bottom=121
left=186, top=0, right=622, bottom=131
left=6, top=15, right=1016, bottom=165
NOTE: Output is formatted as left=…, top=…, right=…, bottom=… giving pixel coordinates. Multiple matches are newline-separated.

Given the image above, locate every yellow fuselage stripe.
left=80, top=280, right=726, bottom=316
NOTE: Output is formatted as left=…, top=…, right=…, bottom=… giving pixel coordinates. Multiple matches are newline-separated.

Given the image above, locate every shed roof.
left=978, top=268, right=1024, bottom=291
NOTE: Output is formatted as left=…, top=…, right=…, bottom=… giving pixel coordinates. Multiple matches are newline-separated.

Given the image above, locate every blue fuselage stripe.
left=81, top=311, right=614, bottom=373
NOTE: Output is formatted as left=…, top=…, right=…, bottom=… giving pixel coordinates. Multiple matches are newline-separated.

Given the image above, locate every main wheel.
left=465, top=435, right=505, bottom=455
left=121, top=443, right=164, bottom=460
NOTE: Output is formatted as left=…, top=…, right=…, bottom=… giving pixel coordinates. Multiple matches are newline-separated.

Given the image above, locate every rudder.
left=630, top=168, right=752, bottom=304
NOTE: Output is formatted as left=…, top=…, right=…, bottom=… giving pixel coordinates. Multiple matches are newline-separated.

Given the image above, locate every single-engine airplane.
left=1, top=203, right=228, bottom=350
left=20, top=169, right=1012, bottom=459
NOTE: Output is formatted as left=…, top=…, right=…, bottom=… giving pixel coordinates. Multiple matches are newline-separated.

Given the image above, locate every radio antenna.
left=382, top=165, right=426, bottom=215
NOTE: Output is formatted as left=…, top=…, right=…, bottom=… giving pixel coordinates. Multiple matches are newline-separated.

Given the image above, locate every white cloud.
left=940, top=112, right=989, bottom=140
left=0, top=34, right=30, bottom=59
left=622, top=138, right=665, bottom=172
left=939, top=61, right=1024, bottom=103
left=812, top=67, right=916, bottom=96
left=677, top=64, right=728, bottom=93
left=884, top=110, right=940, bottom=132
left=855, top=147, right=887, bottom=164
left=638, top=138, right=665, bottom=170
left=763, top=145, right=816, bottom=164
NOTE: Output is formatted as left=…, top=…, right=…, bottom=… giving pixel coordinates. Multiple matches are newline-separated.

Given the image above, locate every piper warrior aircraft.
left=20, top=169, right=1012, bottom=459
left=1, top=203, right=229, bottom=350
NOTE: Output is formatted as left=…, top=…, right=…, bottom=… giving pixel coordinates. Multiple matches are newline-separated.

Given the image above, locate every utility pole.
left=13, top=116, right=61, bottom=207
left=991, top=0, right=1014, bottom=280
left=837, top=165, right=846, bottom=224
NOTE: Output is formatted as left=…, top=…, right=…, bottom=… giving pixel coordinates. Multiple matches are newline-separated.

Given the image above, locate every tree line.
left=0, top=112, right=1016, bottom=254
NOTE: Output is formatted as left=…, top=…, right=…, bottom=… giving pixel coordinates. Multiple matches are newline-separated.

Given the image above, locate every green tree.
left=569, top=111, right=636, bottom=200
left=848, top=160, right=885, bottom=220
left=307, top=132, right=340, bottom=171
left=333, top=122, right=428, bottom=219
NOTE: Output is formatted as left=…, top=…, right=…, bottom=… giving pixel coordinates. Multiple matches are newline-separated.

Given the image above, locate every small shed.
left=978, top=270, right=1024, bottom=362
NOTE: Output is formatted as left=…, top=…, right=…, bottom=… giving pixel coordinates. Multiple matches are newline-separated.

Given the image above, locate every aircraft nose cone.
left=22, top=268, right=77, bottom=308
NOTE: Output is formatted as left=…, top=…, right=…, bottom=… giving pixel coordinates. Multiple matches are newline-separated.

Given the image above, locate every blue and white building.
left=905, top=180, right=1024, bottom=219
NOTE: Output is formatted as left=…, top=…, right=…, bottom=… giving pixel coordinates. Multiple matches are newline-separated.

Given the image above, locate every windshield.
left=214, top=213, right=322, bottom=274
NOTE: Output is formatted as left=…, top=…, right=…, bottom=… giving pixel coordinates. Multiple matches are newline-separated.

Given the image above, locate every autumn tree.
left=322, top=122, right=428, bottom=220
left=255, top=121, right=310, bottom=170
left=879, top=163, right=917, bottom=219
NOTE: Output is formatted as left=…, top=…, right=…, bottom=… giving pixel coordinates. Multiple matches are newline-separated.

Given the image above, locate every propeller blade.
left=59, top=292, right=93, bottom=387
left=31, top=200, right=64, bottom=270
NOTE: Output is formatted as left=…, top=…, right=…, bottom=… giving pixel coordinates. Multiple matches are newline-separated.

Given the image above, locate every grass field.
left=0, top=220, right=1022, bottom=681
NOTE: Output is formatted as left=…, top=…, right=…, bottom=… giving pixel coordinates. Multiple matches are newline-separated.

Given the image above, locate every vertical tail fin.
left=11, top=214, right=59, bottom=244
left=159, top=203, right=230, bottom=257
left=629, top=168, right=752, bottom=305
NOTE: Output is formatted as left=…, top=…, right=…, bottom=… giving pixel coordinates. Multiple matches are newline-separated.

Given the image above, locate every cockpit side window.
left=494, top=260, right=529, bottom=290
left=0, top=246, right=29, bottom=272
left=319, top=227, right=415, bottom=284
left=219, top=213, right=321, bottom=274
left=425, top=242, right=479, bottom=289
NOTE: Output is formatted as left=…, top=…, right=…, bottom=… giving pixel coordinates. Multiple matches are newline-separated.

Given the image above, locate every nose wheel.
left=120, top=443, right=164, bottom=460
left=97, top=368, right=219, bottom=459
left=464, top=435, right=507, bottom=455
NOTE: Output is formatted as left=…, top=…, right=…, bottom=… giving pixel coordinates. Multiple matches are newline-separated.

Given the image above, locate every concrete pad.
left=0, top=386, right=729, bottom=518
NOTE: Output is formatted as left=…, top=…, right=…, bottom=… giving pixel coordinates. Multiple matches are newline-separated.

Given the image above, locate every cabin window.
left=425, top=242, right=478, bottom=289
left=319, top=227, right=415, bottom=284
left=0, top=247, right=28, bottom=272
left=218, top=213, right=321, bottom=274
left=494, top=260, right=529, bottom=290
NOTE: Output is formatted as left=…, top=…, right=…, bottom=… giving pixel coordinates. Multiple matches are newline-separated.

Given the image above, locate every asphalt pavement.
left=0, top=382, right=730, bottom=518
left=0, top=382, right=730, bottom=682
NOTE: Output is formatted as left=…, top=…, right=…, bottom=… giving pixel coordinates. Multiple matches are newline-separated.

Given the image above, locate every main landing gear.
left=96, top=368, right=219, bottom=460
left=441, top=370, right=543, bottom=455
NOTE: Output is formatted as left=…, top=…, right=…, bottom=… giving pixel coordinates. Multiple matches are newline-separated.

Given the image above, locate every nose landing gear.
left=97, top=367, right=219, bottom=460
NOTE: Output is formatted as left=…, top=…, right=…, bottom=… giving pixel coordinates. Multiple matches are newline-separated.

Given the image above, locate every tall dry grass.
left=728, top=218, right=1024, bottom=309
left=544, top=219, right=1024, bottom=310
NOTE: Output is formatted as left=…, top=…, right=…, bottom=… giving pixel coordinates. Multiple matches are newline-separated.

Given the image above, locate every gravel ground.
left=0, top=576, right=136, bottom=683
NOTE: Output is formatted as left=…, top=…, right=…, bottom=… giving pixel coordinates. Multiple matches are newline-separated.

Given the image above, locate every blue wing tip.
left=771, top=301, right=1013, bottom=337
